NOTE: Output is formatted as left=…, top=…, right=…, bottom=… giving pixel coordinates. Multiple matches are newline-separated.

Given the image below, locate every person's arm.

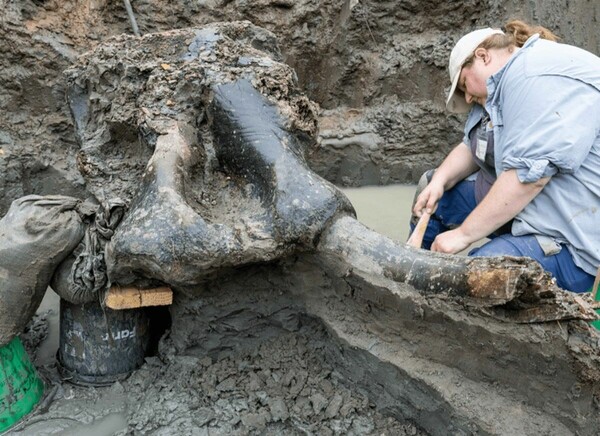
left=431, top=169, right=550, bottom=253
left=413, top=142, right=478, bottom=216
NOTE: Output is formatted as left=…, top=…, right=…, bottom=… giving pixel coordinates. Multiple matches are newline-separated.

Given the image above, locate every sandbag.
left=51, top=199, right=125, bottom=304
left=0, top=195, right=85, bottom=346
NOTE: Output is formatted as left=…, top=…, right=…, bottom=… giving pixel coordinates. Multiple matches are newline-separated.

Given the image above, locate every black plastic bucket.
left=58, top=299, right=150, bottom=386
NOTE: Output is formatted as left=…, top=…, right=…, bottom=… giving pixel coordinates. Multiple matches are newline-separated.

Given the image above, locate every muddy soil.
left=17, top=301, right=425, bottom=436
left=15, top=244, right=599, bottom=435
left=10, top=186, right=419, bottom=435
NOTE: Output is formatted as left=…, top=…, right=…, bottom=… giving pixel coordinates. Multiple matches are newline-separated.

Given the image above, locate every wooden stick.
left=105, top=285, right=173, bottom=310
left=406, top=212, right=431, bottom=249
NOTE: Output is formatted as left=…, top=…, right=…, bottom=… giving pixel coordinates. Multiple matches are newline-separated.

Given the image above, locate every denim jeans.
left=470, top=235, right=594, bottom=293
left=416, top=179, right=478, bottom=250
left=409, top=179, right=594, bottom=293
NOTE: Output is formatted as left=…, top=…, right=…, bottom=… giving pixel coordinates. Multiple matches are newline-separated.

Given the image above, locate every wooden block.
left=105, top=285, right=173, bottom=310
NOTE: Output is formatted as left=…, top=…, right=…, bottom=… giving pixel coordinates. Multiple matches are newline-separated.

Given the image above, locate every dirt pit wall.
left=1, top=0, right=600, bottom=215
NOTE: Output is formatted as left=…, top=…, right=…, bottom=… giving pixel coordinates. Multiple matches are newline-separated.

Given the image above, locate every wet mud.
left=16, top=294, right=425, bottom=436
left=12, top=245, right=599, bottom=435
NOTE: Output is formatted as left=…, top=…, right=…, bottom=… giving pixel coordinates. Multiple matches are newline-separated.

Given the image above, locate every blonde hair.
left=463, top=20, right=559, bottom=66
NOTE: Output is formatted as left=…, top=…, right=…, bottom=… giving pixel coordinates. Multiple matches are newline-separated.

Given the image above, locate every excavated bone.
left=64, top=22, right=596, bottom=321
left=66, top=23, right=352, bottom=287
left=319, top=216, right=598, bottom=321
left=104, top=79, right=353, bottom=286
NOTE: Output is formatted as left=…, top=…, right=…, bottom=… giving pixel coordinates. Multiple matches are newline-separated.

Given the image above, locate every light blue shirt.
left=485, top=35, right=600, bottom=276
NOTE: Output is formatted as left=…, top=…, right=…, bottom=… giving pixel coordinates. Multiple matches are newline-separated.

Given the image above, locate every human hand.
left=413, top=180, right=444, bottom=217
left=431, top=228, right=471, bottom=254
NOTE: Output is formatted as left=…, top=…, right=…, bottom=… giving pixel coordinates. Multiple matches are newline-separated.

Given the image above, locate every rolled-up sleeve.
left=498, top=73, right=600, bottom=183
left=503, top=157, right=558, bottom=182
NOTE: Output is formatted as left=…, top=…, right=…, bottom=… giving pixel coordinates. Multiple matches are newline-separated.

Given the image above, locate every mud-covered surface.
left=20, top=312, right=50, bottom=362
left=2, top=1, right=600, bottom=435
left=14, top=310, right=425, bottom=436
left=60, top=21, right=356, bottom=289
left=312, top=101, right=461, bottom=186
left=126, top=324, right=423, bottom=435
left=65, top=21, right=319, bottom=203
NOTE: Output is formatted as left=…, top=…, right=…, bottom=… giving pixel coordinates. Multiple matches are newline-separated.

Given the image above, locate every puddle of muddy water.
left=341, top=184, right=416, bottom=243
left=341, top=183, right=486, bottom=253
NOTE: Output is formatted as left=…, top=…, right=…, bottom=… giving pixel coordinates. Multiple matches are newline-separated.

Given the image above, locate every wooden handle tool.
left=406, top=212, right=431, bottom=249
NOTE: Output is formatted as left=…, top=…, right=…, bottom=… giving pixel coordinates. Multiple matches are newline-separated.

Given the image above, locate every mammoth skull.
left=64, top=21, right=594, bottom=322
left=66, top=22, right=353, bottom=291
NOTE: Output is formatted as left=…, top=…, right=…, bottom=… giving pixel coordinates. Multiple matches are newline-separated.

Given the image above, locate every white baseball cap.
left=446, top=27, right=504, bottom=113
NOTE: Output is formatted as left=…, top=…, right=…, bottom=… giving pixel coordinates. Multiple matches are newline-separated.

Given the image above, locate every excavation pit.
left=0, top=9, right=599, bottom=436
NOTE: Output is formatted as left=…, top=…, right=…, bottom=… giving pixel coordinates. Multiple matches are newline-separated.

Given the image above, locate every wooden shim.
left=105, top=286, right=173, bottom=310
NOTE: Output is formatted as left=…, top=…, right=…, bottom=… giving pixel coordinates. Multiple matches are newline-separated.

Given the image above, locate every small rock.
left=351, top=416, right=375, bottom=434
left=204, top=373, right=217, bottom=389
left=320, top=379, right=334, bottom=396
left=310, top=393, right=328, bottom=414
left=241, top=410, right=270, bottom=431
left=109, top=381, right=125, bottom=395
left=231, top=398, right=249, bottom=412
left=246, top=372, right=263, bottom=391
left=228, top=415, right=241, bottom=427
left=325, top=394, right=344, bottom=418
left=339, top=402, right=355, bottom=418
left=271, top=371, right=282, bottom=383
left=269, top=397, right=289, bottom=422
left=289, top=370, right=308, bottom=396
left=329, top=418, right=350, bottom=434
left=293, top=396, right=312, bottom=417
left=281, top=369, right=295, bottom=387
left=258, top=369, right=271, bottom=381
left=256, top=390, right=269, bottom=406
left=193, top=408, right=215, bottom=427
left=216, top=377, right=236, bottom=392
left=319, top=425, right=334, bottom=436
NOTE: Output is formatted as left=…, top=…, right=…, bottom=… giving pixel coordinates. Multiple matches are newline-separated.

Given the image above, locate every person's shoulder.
left=524, top=37, right=600, bottom=77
